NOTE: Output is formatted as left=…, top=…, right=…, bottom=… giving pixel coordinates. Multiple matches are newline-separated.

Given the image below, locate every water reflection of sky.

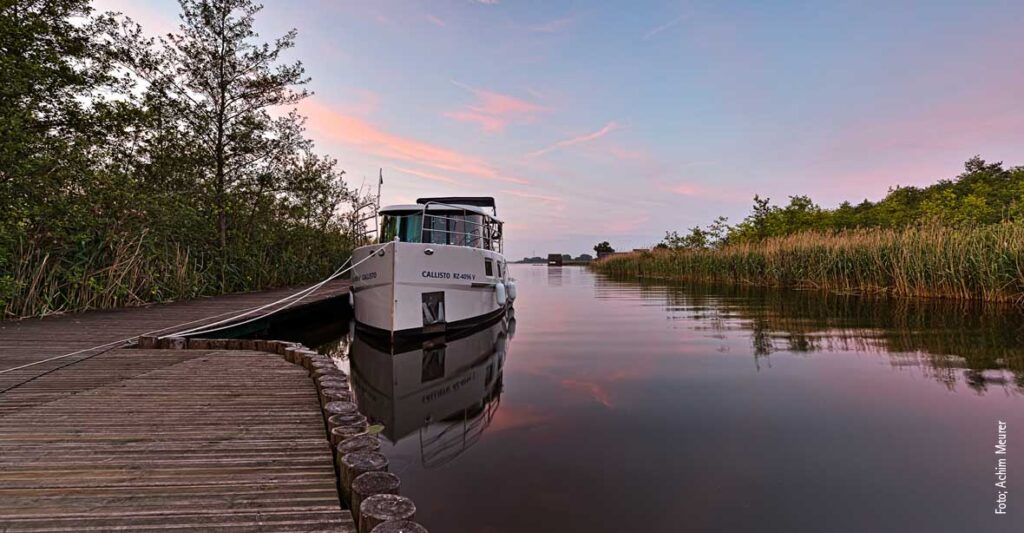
left=327, top=265, right=1024, bottom=532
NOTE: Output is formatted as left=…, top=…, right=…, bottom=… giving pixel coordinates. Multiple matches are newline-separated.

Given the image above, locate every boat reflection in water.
left=347, top=311, right=515, bottom=467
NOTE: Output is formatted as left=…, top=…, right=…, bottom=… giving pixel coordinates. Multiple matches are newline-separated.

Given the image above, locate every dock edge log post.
left=328, top=412, right=367, bottom=431
left=340, top=451, right=389, bottom=504
left=336, top=435, right=383, bottom=460
left=351, top=471, right=402, bottom=525
left=359, top=494, right=417, bottom=533
left=331, top=424, right=369, bottom=447
left=324, top=400, right=359, bottom=418
left=321, top=387, right=354, bottom=408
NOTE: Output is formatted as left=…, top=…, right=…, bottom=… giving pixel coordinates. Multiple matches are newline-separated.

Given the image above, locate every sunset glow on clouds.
left=445, top=81, right=548, bottom=133
left=93, top=0, right=1024, bottom=257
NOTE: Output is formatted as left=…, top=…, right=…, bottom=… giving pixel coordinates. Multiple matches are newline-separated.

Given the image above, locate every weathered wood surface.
left=0, top=280, right=350, bottom=413
left=0, top=348, right=356, bottom=532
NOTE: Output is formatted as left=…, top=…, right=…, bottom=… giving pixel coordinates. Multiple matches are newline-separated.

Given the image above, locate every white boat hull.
left=351, top=241, right=511, bottom=337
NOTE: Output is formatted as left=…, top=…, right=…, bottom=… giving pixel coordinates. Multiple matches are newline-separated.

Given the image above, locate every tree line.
left=659, top=157, right=1024, bottom=250
left=1, top=0, right=371, bottom=317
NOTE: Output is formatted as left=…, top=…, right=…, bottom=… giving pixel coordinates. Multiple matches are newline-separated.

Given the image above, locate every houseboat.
left=351, top=197, right=515, bottom=339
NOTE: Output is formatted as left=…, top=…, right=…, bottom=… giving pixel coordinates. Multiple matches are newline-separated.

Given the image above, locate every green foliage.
left=660, top=216, right=730, bottom=250
left=594, top=223, right=1024, bottom=303
left=0, top=0, right=369, bottom=317
left=718, top=157, right=1024, bottom=244
left=594, top=241, right=614, bottom=254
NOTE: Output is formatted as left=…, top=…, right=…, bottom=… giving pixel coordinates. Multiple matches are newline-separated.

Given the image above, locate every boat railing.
left=352, top=199, right=380, bottom=242
left=418, top=201, right=503, bottom=254
left=417, top=390, right=501, bottom=469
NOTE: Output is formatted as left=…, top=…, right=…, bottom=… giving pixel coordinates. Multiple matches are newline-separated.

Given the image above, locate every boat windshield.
left=379, top=209, right=502, bottom=252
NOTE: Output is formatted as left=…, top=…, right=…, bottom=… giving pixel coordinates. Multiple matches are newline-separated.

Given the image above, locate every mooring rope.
left=0, top=304, right=268, bottom=377
left=167, top=240, right=391, bottom=338
left=0, top=240, right=391, bottom=377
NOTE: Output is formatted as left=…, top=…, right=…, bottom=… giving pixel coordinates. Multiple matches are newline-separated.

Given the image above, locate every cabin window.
left=426, top=214, right=448, bottom=245
left=448, top=214, right=468, bottom=246
left=465, top=214, right=484, bottom=248
left=496, top=261, right=503, bottom=278
left=380, top=213, right=423, bottom=243
left=380, top=208, right=499, bottom=251
left=484, top=258, right=494, bottom=277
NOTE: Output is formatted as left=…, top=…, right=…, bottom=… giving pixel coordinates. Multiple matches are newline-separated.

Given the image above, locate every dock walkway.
left=0, top=281, right=350, bottom=412
left=0, top=283, right=355, bottom=532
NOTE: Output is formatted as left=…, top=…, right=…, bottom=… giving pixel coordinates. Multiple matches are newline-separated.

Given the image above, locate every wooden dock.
left=0, top=283, right=356, bottom=532
left=0, top=281, right=350, bottom=411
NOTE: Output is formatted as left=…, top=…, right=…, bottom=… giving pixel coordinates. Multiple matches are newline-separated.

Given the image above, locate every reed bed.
left=592, top=223, right=1024, bottom=303
left=3, top=230, right=355, bottom=318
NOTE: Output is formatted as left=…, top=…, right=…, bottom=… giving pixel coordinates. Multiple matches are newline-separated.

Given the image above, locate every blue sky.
left=95, top=0, right=1024, bottom=258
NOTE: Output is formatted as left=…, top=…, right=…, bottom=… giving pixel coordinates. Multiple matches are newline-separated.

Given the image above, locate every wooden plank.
left=0, top=280, right=350, bottom=408
left=0, top=349, right=355, bottom=532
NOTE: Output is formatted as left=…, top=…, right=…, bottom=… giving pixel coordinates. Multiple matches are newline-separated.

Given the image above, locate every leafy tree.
left=0, top=0, right=364, bottom=316
left=118, top=0, right=319, bottom=267
left=662, top=217, right=731, bottom=250
left=663, top=157, right=1024, bottom=248
left=0, top=0, right=124, bottom=310
left=594, top=241, right=615, bottom=254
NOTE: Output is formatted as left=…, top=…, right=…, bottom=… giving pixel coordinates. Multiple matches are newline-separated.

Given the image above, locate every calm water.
left=309, top=265, right=1024, bottom=532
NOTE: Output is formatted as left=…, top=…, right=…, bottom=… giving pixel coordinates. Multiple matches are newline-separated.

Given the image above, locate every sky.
left=93, top=0, right=1024, bottom=259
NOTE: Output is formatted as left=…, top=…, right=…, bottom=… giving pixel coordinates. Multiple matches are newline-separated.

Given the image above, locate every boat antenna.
left=376, top=168, right=383, bottom=236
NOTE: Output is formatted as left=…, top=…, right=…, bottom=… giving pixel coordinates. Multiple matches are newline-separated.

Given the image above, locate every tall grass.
left=2, top=230, right=356, bottom=318
left=592, top=223, right=1024, bottom=303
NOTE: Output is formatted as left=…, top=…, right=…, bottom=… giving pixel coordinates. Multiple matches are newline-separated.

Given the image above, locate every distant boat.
left=351, top=197, right=516, bottom=340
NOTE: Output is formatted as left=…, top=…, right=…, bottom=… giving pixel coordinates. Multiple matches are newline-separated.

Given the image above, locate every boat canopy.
left=379, top=203, right=497, bottom=220
left=417, top=197, right=496, bottom=215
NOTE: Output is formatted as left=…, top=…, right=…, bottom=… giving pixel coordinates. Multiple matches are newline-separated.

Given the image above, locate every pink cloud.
left=607, top=146, right=650, bottom=162
left=425, top=14, right=445, bottom=27
left=299, top=97, right=528, bottom=184
left=443, top=110, right=507, bottom=133
left=499, top=189, right=565, bottom=209
left=669, top=183, right=702, bottom=196
left=601, top=214, right=650, bottom=234
left=662, top=181, right=751, bottom=204
left=527, top=121, right=620, bottom=157
left=393, top=166, right=456, bottom=183
left=445, top=81, right=548, bottom=133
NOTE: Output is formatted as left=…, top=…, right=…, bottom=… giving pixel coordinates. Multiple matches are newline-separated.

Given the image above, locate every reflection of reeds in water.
left=597, top=277, right=1024, bottom=393
left=592, top=224, right=1024, bottom=303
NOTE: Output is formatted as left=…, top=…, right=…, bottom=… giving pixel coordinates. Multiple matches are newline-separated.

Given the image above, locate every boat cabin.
left=378, top=197, right=503, bottom=253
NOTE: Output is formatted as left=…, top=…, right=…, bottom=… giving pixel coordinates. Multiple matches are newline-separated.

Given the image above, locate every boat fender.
left=495, top=282, right=507, bottom=306
left=348, top=291, right=354, bottom=309
left=506, top=280, right=517, bottom=301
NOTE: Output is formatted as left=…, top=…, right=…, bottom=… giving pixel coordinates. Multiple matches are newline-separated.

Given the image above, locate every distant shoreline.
left=590, top=223, right=1024, bottom=304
